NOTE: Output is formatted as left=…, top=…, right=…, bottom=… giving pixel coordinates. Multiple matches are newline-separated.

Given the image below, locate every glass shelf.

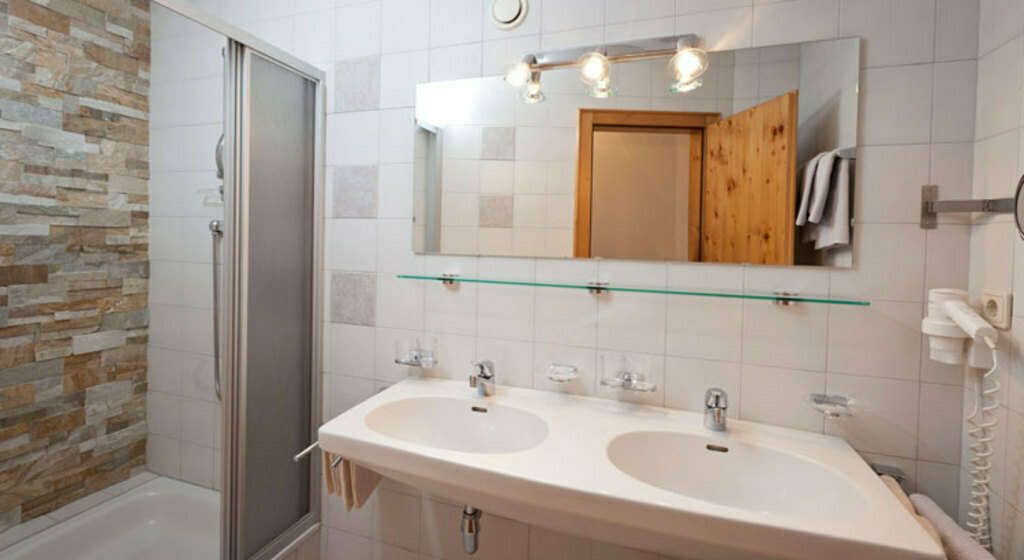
left=397, top=274, right=870, bottom=307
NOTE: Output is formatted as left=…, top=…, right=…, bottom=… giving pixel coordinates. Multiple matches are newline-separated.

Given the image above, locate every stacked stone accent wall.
left=0, top=0, right=149, bottom=532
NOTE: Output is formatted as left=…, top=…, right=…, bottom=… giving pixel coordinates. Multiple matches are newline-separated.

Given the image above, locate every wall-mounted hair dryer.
left=921, top=289, right=997, bottom=365
left=921, top=288, right=1000, bottom=550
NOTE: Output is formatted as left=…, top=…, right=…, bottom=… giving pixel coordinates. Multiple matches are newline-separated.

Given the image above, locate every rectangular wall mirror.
left=412, top=37, right=859, bottom=267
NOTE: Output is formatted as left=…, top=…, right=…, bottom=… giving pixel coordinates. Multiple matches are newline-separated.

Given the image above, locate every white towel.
left=807, top=150, right=837, bottom=224
left=813, top=156, right=851, bottom=249
left=324, top=452, right=382, bottom=511
left=910, top=493, right=995, bottom=560
left=796, top=152, right=825, bottom=226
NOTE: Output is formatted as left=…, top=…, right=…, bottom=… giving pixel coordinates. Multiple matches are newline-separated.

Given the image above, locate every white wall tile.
left=328, top=112, right=380, bottom=165
left=827, top=302, right=922, bottom=381
left=336, top=2, right=382, bottom=59
left=740, top=364, right=825, bottom=432
left=675, top=8, right=753, bottom=51
left=429, top=44, right=483, bottom=81
left=977, top=0, right=1024, bottom=56
left=381, top=0, right=429, bottom=53
left=430, top=0, right=484, bottom=47
left=597, top=292, right=667, bottom=354
left=932, top=60, right=978, bottom=143
left=859, top=64, right=934, bottom=145
left=839, top=0, right=935, bottom=67
left=975, top=36, right=1024, bottom=140
left=380, top=51, right=429, bottom=108
left=753, top=0, right=838, bottom=47
left=327, top=219, right=379, bottom=271
left=854, top=144, right=930, bottom=224
left=542, top=0, right=606, bottom=33
left=830, top=224, right=926, bottom=302
left=917, top=383, right=963, bottom=464
left=742, top=301, right=828, bottom=371
left=664, top=357, right=741, bottom=415
left=826, top=373, right=919, bottom=458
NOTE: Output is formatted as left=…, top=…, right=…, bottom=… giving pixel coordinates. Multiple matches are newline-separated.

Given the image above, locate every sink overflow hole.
left=706, top=444, right=729, bottom=453
left=471, top=406, right=488, bottom=413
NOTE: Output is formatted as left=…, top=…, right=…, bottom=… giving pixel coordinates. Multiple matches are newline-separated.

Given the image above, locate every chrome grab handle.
left=210, top=219, right=223, bottom=401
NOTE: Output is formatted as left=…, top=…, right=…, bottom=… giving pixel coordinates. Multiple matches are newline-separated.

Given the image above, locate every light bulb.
left=522, top=79, right=545, bottom=104
left=669, top=78, right=703, bottom=93
left=578, top=51, right=610, bottom=85
left=587, top=77, right=614, bottom=99
left=504, top=61, right=532, bottom=88
left=670, top=47, right=708, bottom=83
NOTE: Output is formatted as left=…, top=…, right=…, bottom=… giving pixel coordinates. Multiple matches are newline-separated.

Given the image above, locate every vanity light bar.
left=525, top=34, right=700, bottom=70
left=505, top=34, right=707, bottom=100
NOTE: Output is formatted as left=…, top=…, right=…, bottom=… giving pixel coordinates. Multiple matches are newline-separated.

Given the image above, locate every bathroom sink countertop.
left=319, top=377, right=944, bottom=560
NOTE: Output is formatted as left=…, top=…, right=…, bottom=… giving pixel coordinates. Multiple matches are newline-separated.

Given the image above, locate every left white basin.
left=364, top=396, right=548, bottom=453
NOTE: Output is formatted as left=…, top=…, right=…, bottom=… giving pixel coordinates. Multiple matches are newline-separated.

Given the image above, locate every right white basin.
left=607, top=430, right=869, bottom=520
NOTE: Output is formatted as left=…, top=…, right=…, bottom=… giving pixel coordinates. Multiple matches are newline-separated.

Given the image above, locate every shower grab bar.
left=210, top=220, right=223, bottom=401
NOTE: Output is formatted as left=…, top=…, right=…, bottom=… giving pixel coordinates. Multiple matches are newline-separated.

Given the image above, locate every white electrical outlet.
left=981, top=289, right=1012, bottom=330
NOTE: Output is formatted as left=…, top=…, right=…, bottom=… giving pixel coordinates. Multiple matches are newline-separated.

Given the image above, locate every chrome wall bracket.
left=772, top=290, right=799, bottom=307
left=920, top=185, right=1015, bottom=229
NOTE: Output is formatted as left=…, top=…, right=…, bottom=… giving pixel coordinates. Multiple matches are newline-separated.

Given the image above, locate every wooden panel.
left=574, top=110, right=595, bottom=257
left=701, top=91, right=798, bottom=265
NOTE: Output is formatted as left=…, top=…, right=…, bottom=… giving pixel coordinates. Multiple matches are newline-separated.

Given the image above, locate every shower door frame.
left=150, top=2, right=326, bottom=559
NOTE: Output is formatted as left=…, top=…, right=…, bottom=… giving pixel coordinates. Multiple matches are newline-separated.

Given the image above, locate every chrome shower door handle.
left=210, top=219, right=223, bottom=401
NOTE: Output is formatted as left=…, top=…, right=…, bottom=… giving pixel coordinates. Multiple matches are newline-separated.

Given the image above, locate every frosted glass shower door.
left=221, top=42, right=323, bottom=560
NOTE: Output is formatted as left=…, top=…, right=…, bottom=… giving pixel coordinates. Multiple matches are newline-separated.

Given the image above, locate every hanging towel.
left=910, top=494, right=996, bottom=560
left=324, top=452, right=382, bottom=511
left=878, top=476, right=942, bottom=548
left=807, top=149, right=838, bottom=224
left=813, top=156, right=851, bottom=249
left=796, top=152, right=826, bottom=225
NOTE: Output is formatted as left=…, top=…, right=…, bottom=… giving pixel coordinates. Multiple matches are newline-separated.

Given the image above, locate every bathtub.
left=3, top=477, right=219, bottom=560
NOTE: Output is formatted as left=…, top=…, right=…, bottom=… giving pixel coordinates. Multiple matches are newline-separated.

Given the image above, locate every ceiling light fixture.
left=521, top=79, right=545, bottom=104
left=669, top=40, right=708, bottom=93
left=505, top=55, right=546, bottom=103
left=501, top=35, right=706, bottom=103
left=578, top=51, right=610, bottom=85
left=587, top=77, right=614, bottom=99
left=504, top=60, right=533, bottom=88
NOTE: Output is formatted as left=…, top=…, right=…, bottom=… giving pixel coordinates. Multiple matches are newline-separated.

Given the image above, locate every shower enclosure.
left=0, top=1, right=324, bottom=558
left=166, top=3, right=326, bottom=558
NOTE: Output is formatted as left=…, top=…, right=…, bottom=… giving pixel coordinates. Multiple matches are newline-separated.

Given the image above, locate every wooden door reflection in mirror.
left=574, top=92, right=799, bottom=265
left=574, top=110, right=718, bottom=259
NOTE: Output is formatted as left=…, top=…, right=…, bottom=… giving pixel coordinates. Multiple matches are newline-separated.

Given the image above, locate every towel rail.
left=293, top=441, right=319, bottom=462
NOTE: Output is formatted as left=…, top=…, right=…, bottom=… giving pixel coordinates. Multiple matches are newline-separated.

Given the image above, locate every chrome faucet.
left=469, top=360, right=496, bottom=397
left=703, top=388, right=728, bottom=431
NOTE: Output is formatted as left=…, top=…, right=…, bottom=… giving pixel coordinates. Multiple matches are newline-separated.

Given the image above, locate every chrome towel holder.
left=294, top=441, right=344, bottom=469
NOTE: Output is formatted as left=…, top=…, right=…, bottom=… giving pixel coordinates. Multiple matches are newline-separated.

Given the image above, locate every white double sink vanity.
left=319, top=377, right=944, bottom=560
